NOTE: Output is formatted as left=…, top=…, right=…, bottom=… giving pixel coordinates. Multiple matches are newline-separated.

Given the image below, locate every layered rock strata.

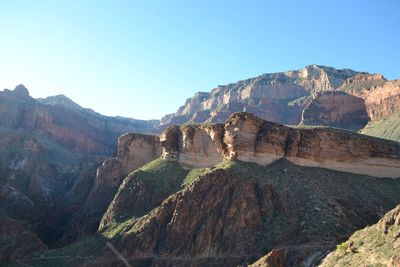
left=159, top=112, right=400, bottom=178
left=160, top=65, right=359, bottom=127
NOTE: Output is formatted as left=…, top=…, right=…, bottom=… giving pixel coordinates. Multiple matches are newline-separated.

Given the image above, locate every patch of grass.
left=130, top=158, right=189, bottom=193
left=336, top=242, right=348, bottom=252
left=183, top=168, right=209, bottom=186
left=101, top=218, right=137, bottom=239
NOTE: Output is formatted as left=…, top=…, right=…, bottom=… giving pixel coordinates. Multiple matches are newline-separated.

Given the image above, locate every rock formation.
left=158, top=113, right=400, bottom=178
left=158, top=66, right=400, bottom=141
left=160, top=123, right=226, bottom=168
left=342, top=74, right=400, bottom=122
left=160, top=65, right=360, bottom=127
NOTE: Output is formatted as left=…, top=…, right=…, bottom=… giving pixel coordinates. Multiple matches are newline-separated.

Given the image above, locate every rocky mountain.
left=10, top=112, right=400, bottom=267
left=160, top=65, right=400, bottom=138
left=0, top=85, right=159, bottom=155
left=161, top=65, right=360, bottom=127
left=320, top=203, right=400, bottom=267
left=1, top=64, right=400, bottom=266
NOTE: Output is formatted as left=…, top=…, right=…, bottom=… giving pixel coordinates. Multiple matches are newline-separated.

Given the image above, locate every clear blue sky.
left=0, top=0, right=399, bottom=119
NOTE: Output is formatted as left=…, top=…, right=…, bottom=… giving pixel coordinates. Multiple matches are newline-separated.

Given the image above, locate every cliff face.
left=158, top=113, right=400, bottom=178
left=160, top=65, right=359, bottom=127
left=160, top=124, right=226, bottom=168
left=159, top=67, right=400, bottom=138
left=0, top=133, right=58, bottom=216
left=342, top=74, right=400, bottom=122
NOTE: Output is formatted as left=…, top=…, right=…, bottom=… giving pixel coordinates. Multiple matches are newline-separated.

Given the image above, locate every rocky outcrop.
left=160, top=123, right=226, bottom=168
left=300, top=91, right=370, bottom=130
left=320, top=203, right=400, bottom=267
left=343, top=76, right=400, bottom=122
left=160, top=65, right=359, bottom=127
left=159, top=113, right=400, bottom=178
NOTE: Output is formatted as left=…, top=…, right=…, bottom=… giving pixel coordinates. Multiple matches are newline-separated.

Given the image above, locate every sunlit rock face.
left=160, top=65, right=360, bottom=127
left=160, top=124, right=226, bottom=168
left=158, top=112, right=400, bottom=178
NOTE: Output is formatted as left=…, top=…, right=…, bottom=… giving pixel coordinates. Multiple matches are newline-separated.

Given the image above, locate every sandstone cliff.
left=342, top=75, right=400, bottom=122
left=159, top=66, right=400, bottom=140
left=158, top=113, right=400, bottom=178
left=160, top=65, right=359, bottom=127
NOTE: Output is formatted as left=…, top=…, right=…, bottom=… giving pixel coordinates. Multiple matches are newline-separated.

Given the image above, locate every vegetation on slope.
left=320, top=204, right=400, bottom=267
left=99, top=158, right=209, bottom=229
left=361, top=110, right=400, bottom=142
left=94, top=159, right=400, bottom=266
left=10, top=159, right=400, bottom=266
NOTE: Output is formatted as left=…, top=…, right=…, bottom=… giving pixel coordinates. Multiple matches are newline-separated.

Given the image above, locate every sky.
left=0, top=0, right=399, bottom=120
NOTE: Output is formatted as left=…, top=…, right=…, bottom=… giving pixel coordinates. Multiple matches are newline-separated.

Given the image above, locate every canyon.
left=1, top=65, right=400, bottom=267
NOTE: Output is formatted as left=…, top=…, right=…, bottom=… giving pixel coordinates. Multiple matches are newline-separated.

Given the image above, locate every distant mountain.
left=0, top=85, right=159, bottom=155
left=37, top=94, right=84, bottom=112
left=160, top=65, right=361, bottom=126
left=160, top=65, right=400, bottom=135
